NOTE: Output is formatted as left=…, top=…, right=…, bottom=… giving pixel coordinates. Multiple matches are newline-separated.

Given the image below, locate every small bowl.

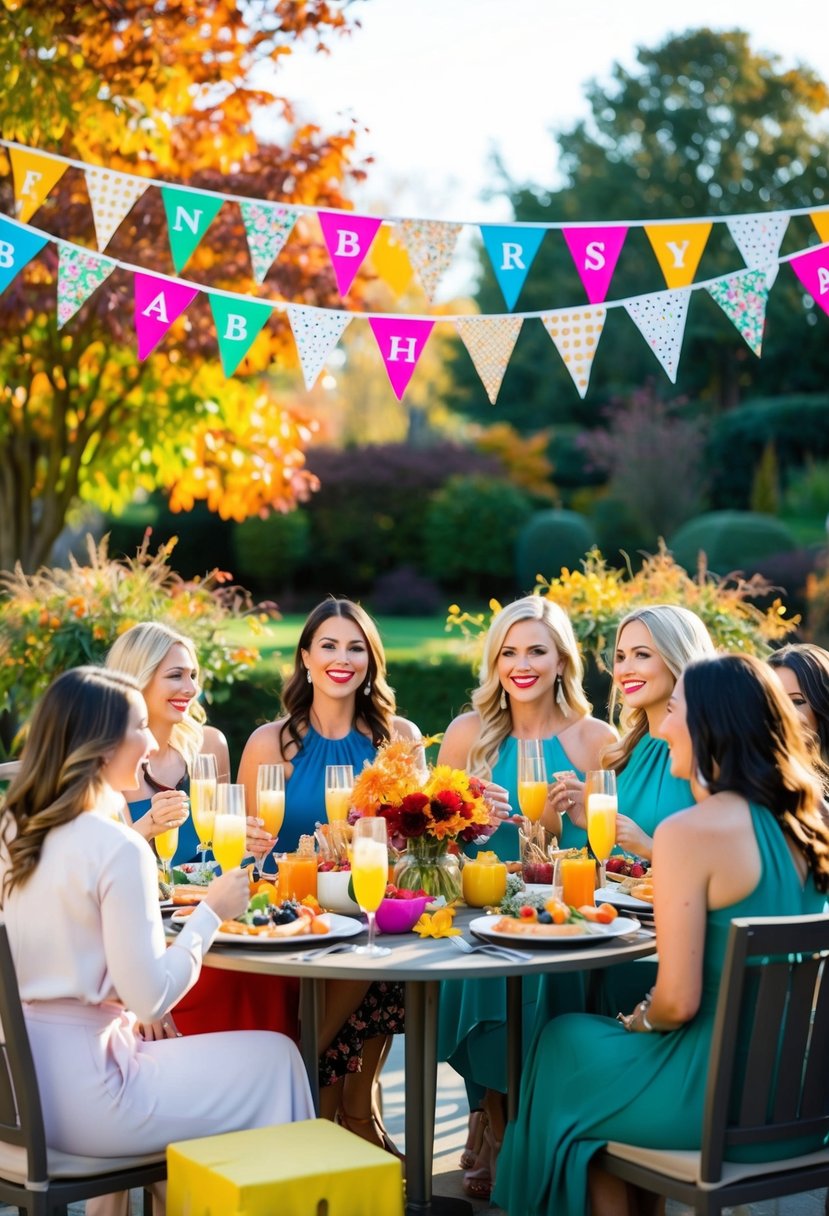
left=317, top=869, right=360, bottom=915
left=375, top=895, right=429, bottom=934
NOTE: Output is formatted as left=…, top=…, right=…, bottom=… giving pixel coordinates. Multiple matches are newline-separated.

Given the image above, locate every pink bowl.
left=375, top=895, right=429, bottom=934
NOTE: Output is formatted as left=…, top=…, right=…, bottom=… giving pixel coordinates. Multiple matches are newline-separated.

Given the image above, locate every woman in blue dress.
left=436, top=595, right=617, bottom=1198
left=495, top=653, right=829, bottom=1216
left=238, top=597, right=420, bottom=1156
left=768, top=642, right=829, bottom=790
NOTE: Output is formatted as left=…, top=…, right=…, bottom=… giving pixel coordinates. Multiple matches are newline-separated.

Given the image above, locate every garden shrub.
left=105, top=495, right=238, bottom=577
left=782, top=458, right=829, bottom=521
left=233, top=510, right=311, bottom=594
left=368, top=566, right=443, bottom=616
left=515, top=510, right=596, bottom=592
left=668, top=511, right=796, bottom=578
left=424, top=476, right=533, bottom=596
left=590, top=496, right=654, bottom=567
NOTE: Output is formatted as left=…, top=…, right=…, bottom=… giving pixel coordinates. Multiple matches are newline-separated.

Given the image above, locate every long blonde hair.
left=603, top=604, right=715, bottom=773
left=106, top=622, right=205, bottom=768
left=468, top=596, right=590, bottom=780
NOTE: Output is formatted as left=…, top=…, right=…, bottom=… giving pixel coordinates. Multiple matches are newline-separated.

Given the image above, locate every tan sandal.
left=462, top=1125, right=501, bottom=1202
left=338, top=1106, right=406, bottom=1164
left=459, top=1108, right=487, bottom=1170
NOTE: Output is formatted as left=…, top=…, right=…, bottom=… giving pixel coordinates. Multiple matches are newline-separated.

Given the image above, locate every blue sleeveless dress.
left=494, top=803, right=827, bottom=1216
left=615, top=732, right=693, bottom=848
left=126, top=771, right=199, bottom=867
left=281, top=725, right=376, bottom=852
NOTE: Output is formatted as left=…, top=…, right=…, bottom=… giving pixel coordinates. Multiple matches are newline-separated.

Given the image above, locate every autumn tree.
left=0, top=0, right=368, bottom=571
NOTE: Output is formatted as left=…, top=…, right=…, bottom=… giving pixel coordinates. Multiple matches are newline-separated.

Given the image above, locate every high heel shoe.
left=462, top=1125, right=501, bottom=1202
left=459, top=1108, right=487, bottom=1170
left=337, top=1106, right=406, bottom=1164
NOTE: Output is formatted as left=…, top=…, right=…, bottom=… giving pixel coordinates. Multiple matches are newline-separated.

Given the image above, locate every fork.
left=448, top=936, right=532, bottom=962
left=290, top=942, right=357, bottom=962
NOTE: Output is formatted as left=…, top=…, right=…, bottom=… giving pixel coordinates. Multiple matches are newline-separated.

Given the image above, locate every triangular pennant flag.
left=455, top=316, right=522, bottom=404
left=706, top=268, right=770, bottom=356
left=810, top=211, right=829, bottom=244
left=239, top=200, right=298, bottom=284
left=789, top=244, right=829, bottom=318
left=369, top=224, right=413, bottom=295
left=541, top=306, right=607, bottom=399
left=134, top=273, right=200, bottom=360
left=726, top=214, right=788, bottom=288
left=209, top=295, right=274, bottom=377
left=161, top=186, right=225, bottom=273
left=0, top=217, right=48, bottom=295
left=398, top=219, right=461, bottom=301
left=480, top=224, right=546, bottom=310
left=318, top=211, right=382, bottom=297
left=287, top=305, right=351, bottom=390
left=84, top=165, right=149, bottom=251
left=368, top=316, right=434, bottom=400
left=10, top=147, right=67, bottom=224
left=57, top=246, right=115, bottom=328
left=624, top=288, right=691, bottom=383
left=562, top=226, right=628, bottom=304
left=644, top=221, right=712, bottom=289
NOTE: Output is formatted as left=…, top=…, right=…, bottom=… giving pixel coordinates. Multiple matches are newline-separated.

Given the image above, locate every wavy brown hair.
left=1, top=667, right=140, bottom=900
left=684, top=654, right=829, bottom=892
left=279, top=598, right=396, bottom=755
left=768, top=643, right=829, bottom=788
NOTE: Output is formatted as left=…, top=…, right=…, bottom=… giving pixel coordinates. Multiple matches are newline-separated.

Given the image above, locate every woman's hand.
left=483, top=781, right=513, bottom=822
left=136, top=789, right=189, bottom=841
left=615, top=814, right=653, bottom=860
left=203, top=866, right=251, bottom=922
left=245, top=815, right=277, bottom=859
left=548, top=772, right=586, bottom=829
left=137, top=1015, right=181, bottom=1041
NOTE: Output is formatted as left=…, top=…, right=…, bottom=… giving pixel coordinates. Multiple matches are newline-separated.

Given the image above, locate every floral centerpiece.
left=351, top=739, right=493, bottom=902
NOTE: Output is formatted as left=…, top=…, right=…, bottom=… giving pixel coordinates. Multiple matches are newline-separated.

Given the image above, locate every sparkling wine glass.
left=585, top=769, right=618, bottom=889
left=212, top=783, right=247, bottom=873
left=190, top=753, right=217, bottom=865
left=517, top=739, right=547, bottom=825
left=351, top=817, right=391, bottom=958
left=255, top=763, right=285, bottom=874
left=325, top=764, right=354, bottom=823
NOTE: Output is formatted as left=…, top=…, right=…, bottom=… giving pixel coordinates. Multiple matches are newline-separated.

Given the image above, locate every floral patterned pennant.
left=455, top=316, right=522, bottom=403
left=541, top=306, right=607, bottom=399
left=287, top=305, right=351, bottom=389
left=707, top=268, right=769, bottom=356
left=84, top=166, right=149, bottom=251
left=624, top=289, right=691, bottom=383
left=398, top=219, right=461, bottom=301
left=57, top=245, right=115, bottom=327
left=725, top=214, right=788, bottom=288
left=239, top=201, right=298, bottom=284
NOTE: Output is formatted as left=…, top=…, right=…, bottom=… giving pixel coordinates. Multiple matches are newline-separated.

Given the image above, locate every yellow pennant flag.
left=644, top=221, right=712, bottom=288
left=10, top=148, right=68, bottom=224
left=370, top=224, right=413, bottom=296
left=811, top=211, right=829, bottom=243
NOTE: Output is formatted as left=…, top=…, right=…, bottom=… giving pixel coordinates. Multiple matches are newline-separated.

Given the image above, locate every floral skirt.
left=319, top=981, right=405, bottom=1087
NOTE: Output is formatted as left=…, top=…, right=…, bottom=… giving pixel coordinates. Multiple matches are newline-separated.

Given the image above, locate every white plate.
left=596, top=885, right=654, bottom=913
left=159, top=898, right=173, bottom=909
left=169, top=910, right=363, bottom=948
left=470, top=913, right=641, bottom=948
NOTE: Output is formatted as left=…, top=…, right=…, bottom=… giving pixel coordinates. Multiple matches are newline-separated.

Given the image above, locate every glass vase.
left=393, top=836, right=462, bottom=903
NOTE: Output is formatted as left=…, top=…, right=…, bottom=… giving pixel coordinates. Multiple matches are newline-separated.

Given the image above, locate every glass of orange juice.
left=277, top=853, right=318, bottom=902
left=561, top=853, right=597, bottom=908
left=585, top=770, right=618, bottom=887
left=212, top=784, right=247, bottom=873
left=190, top=753, right=217, bottom=864
left=325, top=765, right=354, bottom=823
left=517, top=739, right=547, bottom=825
left=351, top=816, right=391, bottom=957
left=255, top=763, right=285, bottom=873
left=155, top=814, right=184, bottom=886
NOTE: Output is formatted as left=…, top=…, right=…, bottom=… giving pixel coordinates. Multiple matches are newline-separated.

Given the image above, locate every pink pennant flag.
left=134, top=273, right=200, bottom=360
left=562, top=226, right=628, bottom=304
left=318, top=212, right=382, bottom=297
left=368, top=317, right=434, bottom=400
left=789, top=245, right=829, bottom=317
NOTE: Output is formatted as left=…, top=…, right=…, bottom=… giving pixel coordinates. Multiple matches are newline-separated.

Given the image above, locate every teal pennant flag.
left=480, top=224, right=546, bottom=310
left=0, top=218, right=48, bottom=296
left=209, top=294, right=273, bottom=376
left=162, top=186, right=225, bottom=273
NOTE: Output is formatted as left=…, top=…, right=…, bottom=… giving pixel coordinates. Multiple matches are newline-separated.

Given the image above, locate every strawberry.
left=629, top=863, right=646, bottom=877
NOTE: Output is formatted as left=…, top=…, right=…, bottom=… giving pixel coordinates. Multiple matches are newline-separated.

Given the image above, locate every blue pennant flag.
left=480, top=224, right=546, bottom=310
left=0, top=218, right=48, bottom=296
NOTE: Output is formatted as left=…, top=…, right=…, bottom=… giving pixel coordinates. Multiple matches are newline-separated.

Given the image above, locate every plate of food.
left=469, top=911, right=641, bottom=949
left=595, top=885, right=654, bottom=914
left=169, top=896, right=363, bottom=948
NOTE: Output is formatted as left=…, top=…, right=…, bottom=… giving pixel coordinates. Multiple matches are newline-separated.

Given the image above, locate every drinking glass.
left=155, top=812, right=184, bottom=887
left=190, top=753, right=217, bottom=864
left=551, top=856, right=564, bottom=903
left=585, top=769, right=618, bottom=888
left=517, top=739, right=547, bottom=825
left=212, top=783, right=247, bottom=873
left=255, top=763, right=285, bottom=873
left=351, top=817, right=391, bottom=958
left=325, top=764, right=354, bottom=823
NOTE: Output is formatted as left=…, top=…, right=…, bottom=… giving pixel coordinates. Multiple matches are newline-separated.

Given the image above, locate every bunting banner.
left=134, top=272, right=200, bottom=360
left=288, top=304, right=352, bottom=390
left=624, top=289, right=691, bottom=383
left=161, top=186, right=225, bottom=273
left=9, top=146, right=68, bottom=224
left=399, top=219, right=462, bottom=300
left=0, top=215, right=48, bottom=295
left=644, top=221, right=712, bottom=289
left=369, top=224, right=413, bottom=295
left=454, top=316, right=523, bottom=404
left=318, top=211, right=382, bottom=297
left=706, top=268, right=769, bottom=356
left=726, top=214, right=789, bottom=288
left=57, top=246, right=115, bottom=328
left=209, top=295, right=273, bottom=377
left=368, top=316, right=434, bottom=400
left=541, top=306, right=607, bottom=399
left=812, top=211, right=829, bottom=244
left=239, top=201, right=298, bottom=284
left=84, top=166, right=149, bottom=251
left=481, top=224, right=546, bottom=310
left=562, top=226, right=628, bottom=305
left=789, top=244, right=829, bottom=317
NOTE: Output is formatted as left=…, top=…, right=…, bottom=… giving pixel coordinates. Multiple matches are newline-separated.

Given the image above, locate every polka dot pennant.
left=455, top=316, right=523, bottom=404
left=707, top=268, right=769, bottom=356
left=84, top=166, right=149, bottom=251
left=541, top=307, right=607, bottom=399
left=56, top=246, right=115, bottom=328
left=398, top=219, right=461, bottom=301
left=725, top=215, right=788, bottom=289
left=624, top=289, right=691, bottom=384
left=287, top=304, right=351, bottom=390
left=239, top=201, right=298, bottom=284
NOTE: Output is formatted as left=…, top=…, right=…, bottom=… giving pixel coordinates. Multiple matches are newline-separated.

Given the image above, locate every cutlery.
left=448, top=936, right=532, bottom=962
left=290, top=942, right=357, bottom=962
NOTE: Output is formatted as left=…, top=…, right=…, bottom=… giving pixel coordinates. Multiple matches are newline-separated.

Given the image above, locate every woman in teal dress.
left=436, top=595, right=617, bottom=1198
left=238, top=597, right=420, bottom=1156
left=494, top=653, right=829, bottom=1216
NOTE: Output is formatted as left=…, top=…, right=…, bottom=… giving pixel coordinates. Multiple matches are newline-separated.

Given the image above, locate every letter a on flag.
left=134, top=273, right=200, bottom=360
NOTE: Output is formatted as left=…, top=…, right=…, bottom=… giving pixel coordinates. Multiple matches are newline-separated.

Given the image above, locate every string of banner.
left=1, top=139, right=829, bottom=401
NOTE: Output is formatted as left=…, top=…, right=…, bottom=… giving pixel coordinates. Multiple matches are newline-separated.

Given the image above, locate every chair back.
left=0, top=920, right=49, bottom=1184
left=0, top=762, right=21, bottom=783
left=701, top=913, right=829, bottom=1183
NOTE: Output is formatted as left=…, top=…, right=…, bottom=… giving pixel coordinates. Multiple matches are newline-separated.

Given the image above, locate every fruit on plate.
left=172, top=884, right=211, bottom=906
left=491, top=898, right=620, bottom=935
left=605, top=854, right=650, bottom=879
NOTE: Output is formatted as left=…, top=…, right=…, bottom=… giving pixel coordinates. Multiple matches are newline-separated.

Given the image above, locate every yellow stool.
left=167, top=1119, right=404, bottom=1216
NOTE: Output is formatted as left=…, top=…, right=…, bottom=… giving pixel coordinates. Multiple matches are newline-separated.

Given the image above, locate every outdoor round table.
left=195, top=907, right=656, bottom=1216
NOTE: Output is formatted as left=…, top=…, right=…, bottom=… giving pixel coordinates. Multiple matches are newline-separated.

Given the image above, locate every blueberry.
left=538, top=911, right=553, bottom=924
left=252, top=914, right=270, bottom=926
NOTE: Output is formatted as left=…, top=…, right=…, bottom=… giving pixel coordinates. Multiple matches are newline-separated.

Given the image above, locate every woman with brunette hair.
left=768, top=642, right=829, bottom=792
left=495, top=653, right=829, bottom=1216
left=0, top=668, right=312, bottom=1215
left=238, top=597, right=421, bottom=1155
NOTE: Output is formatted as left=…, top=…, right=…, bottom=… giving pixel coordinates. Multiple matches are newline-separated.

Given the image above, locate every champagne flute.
left=585, top=769, right=618, bottom=889
left=351, top=817, right=391, bottom=958
left=155, top=812, right=183, bottom=887
left=255, top=763, right=285, bottom=874
left=325, top=764, right=354, bottom=823
left=190, top=753, right=217, bottom=865
left=517, top=739, right=548, bottom=825
left=212, top=783, right=247, bottom=873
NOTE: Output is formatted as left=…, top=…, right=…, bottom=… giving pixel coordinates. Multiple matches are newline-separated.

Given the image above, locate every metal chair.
left=0, top=920, right=166, bottom=1215
left=0, top=762, right=20, bottom=782
left=598, top=913, right=829, bottom=1215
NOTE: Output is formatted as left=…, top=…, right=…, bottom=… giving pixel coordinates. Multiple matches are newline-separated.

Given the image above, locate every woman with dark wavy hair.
left=768, top=642, right=829, bottom=792
left=495, top=653, right=829, bottom=1216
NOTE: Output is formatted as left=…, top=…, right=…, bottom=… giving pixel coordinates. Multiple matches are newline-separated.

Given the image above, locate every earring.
left=555, top=675, right=570, bottom=717
left=306, top=668, right=312, bottom=684
left=499, top=688, right=507, bottom=711
left=364, top=679, right=372, bottom=696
